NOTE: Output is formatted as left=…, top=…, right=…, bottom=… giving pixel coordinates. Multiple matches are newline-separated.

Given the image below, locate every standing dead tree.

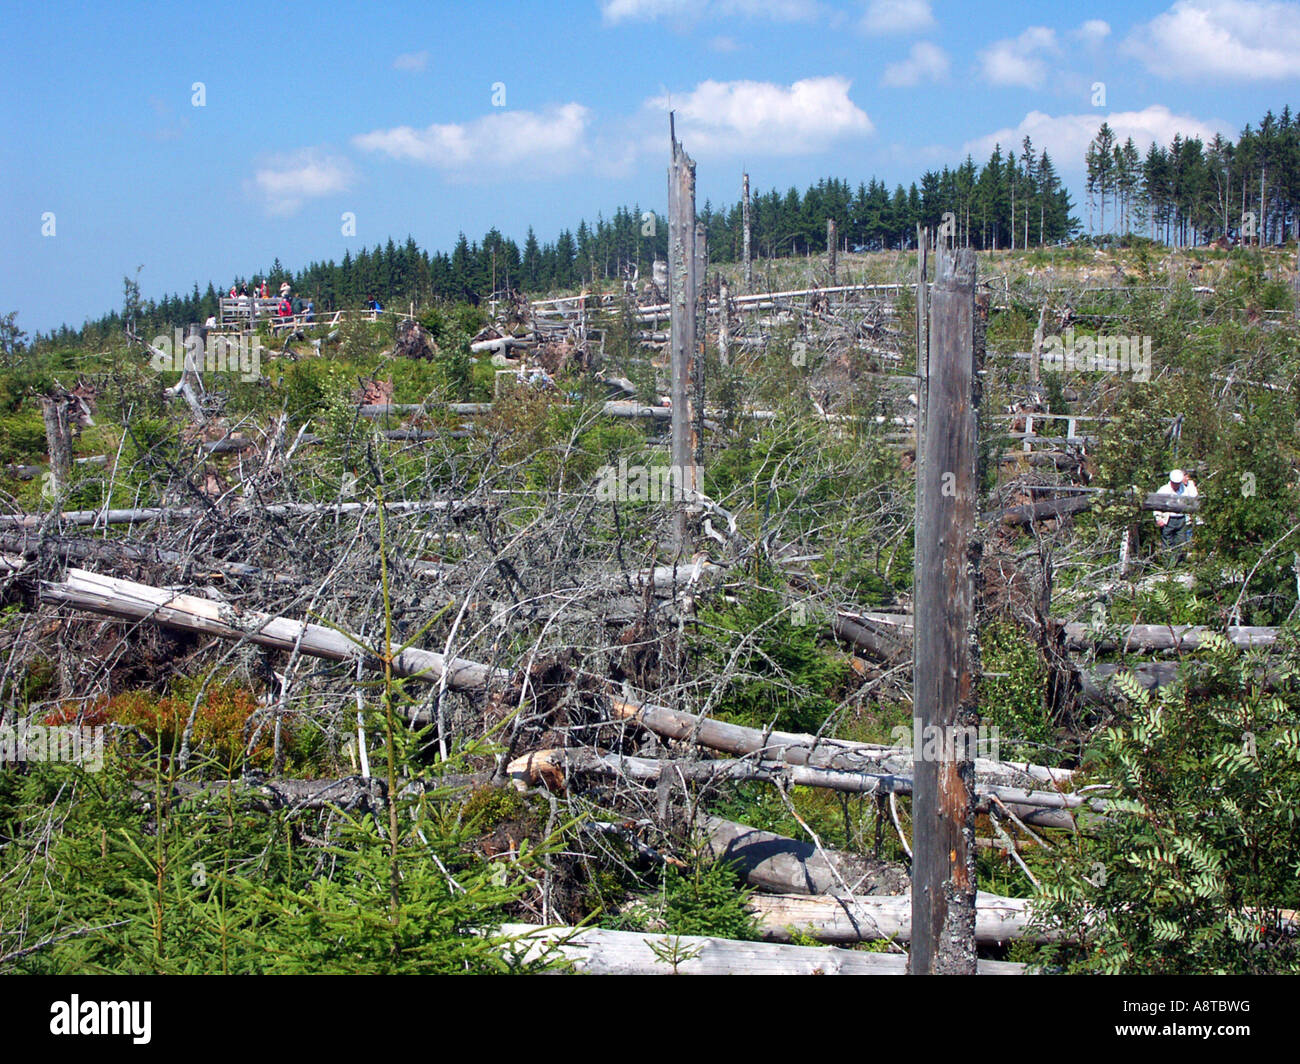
left=668, top=116, right=699, bottom=552
left=911, top=243, right=981, bottom=975
left=742, top=171, right=753, bottom=292
left=40, top=389, right=74, bottom=504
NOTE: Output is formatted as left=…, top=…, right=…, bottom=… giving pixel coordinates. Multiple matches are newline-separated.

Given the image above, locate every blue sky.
left=3, top=0, right=1298, bottom=335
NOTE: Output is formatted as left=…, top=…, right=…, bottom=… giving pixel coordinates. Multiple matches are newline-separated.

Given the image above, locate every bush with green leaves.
left=615, top=842, right=759, bottom=941
left=979, top=619, right=1052, bottom=762
left=1030, top=632, right=1300, bottom=974
left=694, top=572, right=854, bottom=734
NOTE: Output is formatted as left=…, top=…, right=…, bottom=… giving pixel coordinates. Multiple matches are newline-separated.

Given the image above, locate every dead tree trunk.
left=500, top=923, right=1026, bottom=975
left=827, top=218, right=837, bottom=282
left=742, top=171, right=752, bottom=291
left=751, top=892, right=1051, bottom=945
left=703, top=816, right=908, bottom=896
left=40, top=390, right=73, bottom=504
left=914, top=225, right=929, bottom=511
left=668, top=116, right=699, bottom=551
left=718, top=279, right=731, bottom=367
left=911, top=244, right=980, bottom=975
left=694, top=221, right=708, bottom=474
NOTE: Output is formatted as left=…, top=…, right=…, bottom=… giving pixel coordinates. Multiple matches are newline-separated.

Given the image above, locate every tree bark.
left=498, top=923, right=1026, bottom=975
left=911, top=245, right=979, bottom=974
left=668, top=118, right=699, bottom=550
left=0, top=557, right=504, bottom=697
left=750, top=891, right=1051, bottom=945
left=40, top=391, right=74, bottom=503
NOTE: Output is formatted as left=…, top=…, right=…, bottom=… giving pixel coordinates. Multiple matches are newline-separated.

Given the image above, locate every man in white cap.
left=1153, top=468, right=1197, bottom=550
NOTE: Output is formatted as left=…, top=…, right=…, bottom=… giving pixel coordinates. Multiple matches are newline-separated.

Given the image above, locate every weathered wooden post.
left=742, top=172, right=753, bottom=292
left=669, top=116, right=700, bottom=549
left=827, top=219, right=837, bottom=283
left=910, top=243, right=980, bottom=975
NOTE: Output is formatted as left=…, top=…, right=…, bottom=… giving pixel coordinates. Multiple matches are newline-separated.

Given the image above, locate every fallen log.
left=702, top=816, right=909, bottom=896
left=147, top=772, right=492, bottom=811
left=0, top=557, right=505, bottom=696
left=0, top=531, right=281, bottom=582
left=0, top=498, right=480, bottom=529
left=750, top=891, right=1049, bottom=945
left=831, top=611, right=908, bottom=663
left=498, top=922, right=1026, bottom=974
left=358, top=403, right=492, bottom=417
left=508, top=749, right=1099, bottom=830
left=606, top=696, right=1072, bottom=788
left=1, top=555, right=1076, bottom=798
left=849, top=612, right=1284, bottom=654
left=997, top=490, right=1200, bottom=527
left=1061, top=623, right=1280, bottom=652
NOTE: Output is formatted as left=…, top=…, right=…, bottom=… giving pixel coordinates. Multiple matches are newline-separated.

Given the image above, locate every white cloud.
left=352, top=104, right=591, bottom=179
left=1124, top=0, right=1300, bottom=80
left=882, top=41, right=949, bottom=85
left=860, top=0, right=934, bottom=34
left=646, top=76, right=873, bottom=156
left=392, top=51, right=429, bottom=72
left=248, top=149, right=354, bottom=216
left=709, top=34, right=741, bottom=51
left=963, top=105, right=1233, bottom=173
left=978, top=26, right=1058, bottom=88
left=600, top=0, right=818, bottom=22
left=1072, top=19, right=1111, bottom=45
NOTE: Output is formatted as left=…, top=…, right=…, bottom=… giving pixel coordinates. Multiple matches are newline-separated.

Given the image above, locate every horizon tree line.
left=24, top=104, right=1294, bottom=349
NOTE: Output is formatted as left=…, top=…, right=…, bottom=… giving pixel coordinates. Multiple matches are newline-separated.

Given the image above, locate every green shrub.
left=1031, top=634, right=1300, bottom=973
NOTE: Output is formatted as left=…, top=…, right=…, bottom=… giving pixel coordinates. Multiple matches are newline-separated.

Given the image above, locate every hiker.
left=1153, top=468, right=1197, bottom=549
left=303, top=300, right=315, bottom=323
left=278, top=296, right=292, bottom=322
left=368, top=295, right=383, bottom=313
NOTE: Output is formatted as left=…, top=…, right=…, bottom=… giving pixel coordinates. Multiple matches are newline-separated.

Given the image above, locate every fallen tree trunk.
left=702, top=816, right=909, bottom=896
left=606, top=696, right=1072, bottom=788
left=0, top=531, right=283, bottom=582
left=998, top=490, right=1200, bottom=527
left=831, top=611, right=908, bottom=662
left=1, top=555, right=1077, bottom=800
left=750, top=891, right=1050, bottom=945
left=508, top=749, right=1100, bottom=829
left=498, top=922, right=1026, bottom=975
left=829, top=611, right=1249, bottom=697
left=0, top=557, right=505, bottom=696
left=0, top=498, right=480, bottom=528
left=147, top=772, right=492, bottom=811
left=1062, top=622, right=1280, bottom=652
left=846, top=611, right=1282, bottom=654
